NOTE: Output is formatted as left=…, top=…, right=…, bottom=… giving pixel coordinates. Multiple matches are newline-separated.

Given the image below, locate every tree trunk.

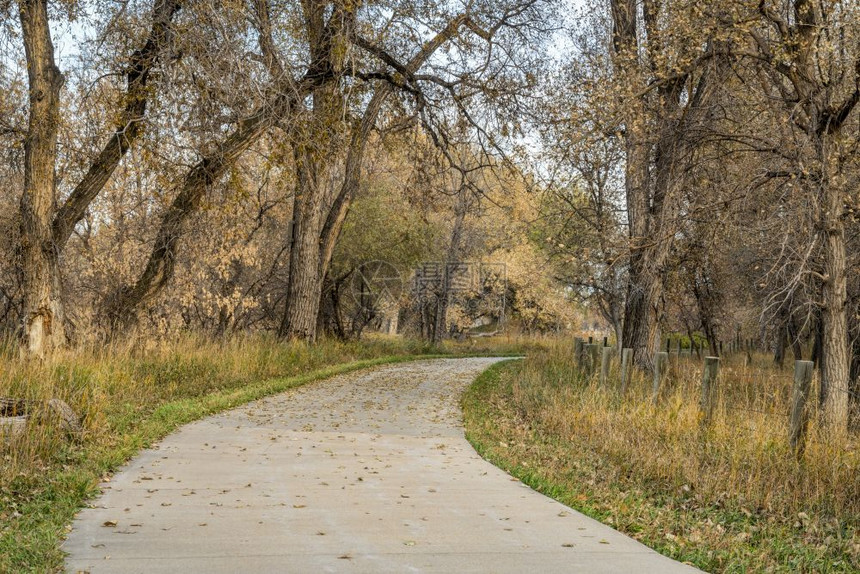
left=773, top=325, right=786, bottom=369
left=17, top=0, right=179, bottom=347
left=18, top=0, right=65, bottom=358
left=611, top=0, right=676, bottom=372
left=433, top=186, right=469, bottom=344
left=318, top=275, right=346, bottom=339
left=621, top=258, right=662, bottom=368
left=849, top=332, right=860, bottom=433
left=818, top=135, right=849, bottom=432
left=617, top=87, right=661, bottom=369
left=278, top=148, right=329, bottom=341
left=787, top=316, right=803, bottom=360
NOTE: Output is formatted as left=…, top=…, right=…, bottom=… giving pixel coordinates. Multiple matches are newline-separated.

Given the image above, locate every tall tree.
left=17, top=0, right=64, bottom=357
left=278, top=1, right=545, bottom=341
left=15, top=0, right=180, bottom=356
left=751, top=0, right=860, bottom=431
left=606, top=0, right=736, bottom=369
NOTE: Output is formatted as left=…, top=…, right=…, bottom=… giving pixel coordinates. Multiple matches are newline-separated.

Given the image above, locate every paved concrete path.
left=65, top=357, right=700, bottom=573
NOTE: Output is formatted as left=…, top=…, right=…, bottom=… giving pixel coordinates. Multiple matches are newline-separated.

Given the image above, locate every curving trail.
left=64, top=357, right=700, bottom=573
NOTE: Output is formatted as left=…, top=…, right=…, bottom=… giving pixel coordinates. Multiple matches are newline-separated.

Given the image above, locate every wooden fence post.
left=619, top=348, right=633, bottom=396
left=574, top=337, right=583, bottom=368
left=652, top=351, right=669, bottom=403
left=577, top=340, right=590, bottom=373
left=789, top=360, right=814, bottom=458
left=600, top=346, right=613, bottom=388
left=587, top=344, right=600, bottom=378
left=699, top=357, right=720, bottom=425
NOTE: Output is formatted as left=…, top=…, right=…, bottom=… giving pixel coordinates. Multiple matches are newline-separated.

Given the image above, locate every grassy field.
left=0, top=333, right=533, bottom=573
left=463, top=344, right=859, bottom=573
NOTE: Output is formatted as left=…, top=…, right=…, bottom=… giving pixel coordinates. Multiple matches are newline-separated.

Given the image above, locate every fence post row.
left=570, top=336, right=830, bottom=461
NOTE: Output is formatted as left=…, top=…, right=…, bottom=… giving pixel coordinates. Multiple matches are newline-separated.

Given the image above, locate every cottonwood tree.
left=319, top=137, right=438, bottom=339
left=275, top=0, right=548, bottom=341
left=745, top=0, right=860, bottom=431
left=605, top=0, right=742, bottom=368
left=12, top=0, right=180, bottom=356
left=85, top=0, right=546, bottom=343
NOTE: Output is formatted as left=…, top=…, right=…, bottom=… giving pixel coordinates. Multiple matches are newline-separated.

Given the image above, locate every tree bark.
left=818, top=134, right=849, bottom=432
left=433, top=185, right=469, bottom=343
left=611, top=0, right=655, bottom=369
left=774, top=325, right=786, bottom=369
left=277, top=0, right=350, bottom=342
left=612, top=0, right=685, bottom=371
left=278, top=143, right=331, bottom=341
left=849, top=331, right=860, bottom=433
left=18, top=0, right=65, bottom=358
left=758, top=0, right=860, bottom=433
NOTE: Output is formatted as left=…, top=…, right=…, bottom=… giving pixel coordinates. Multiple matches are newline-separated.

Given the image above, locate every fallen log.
left=0, top=397, right=82, bottom=440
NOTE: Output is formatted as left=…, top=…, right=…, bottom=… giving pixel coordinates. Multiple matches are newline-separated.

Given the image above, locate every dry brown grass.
left=0, top=334, right=417, bottom=470
left=464, top=342, right=860, bottom=572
